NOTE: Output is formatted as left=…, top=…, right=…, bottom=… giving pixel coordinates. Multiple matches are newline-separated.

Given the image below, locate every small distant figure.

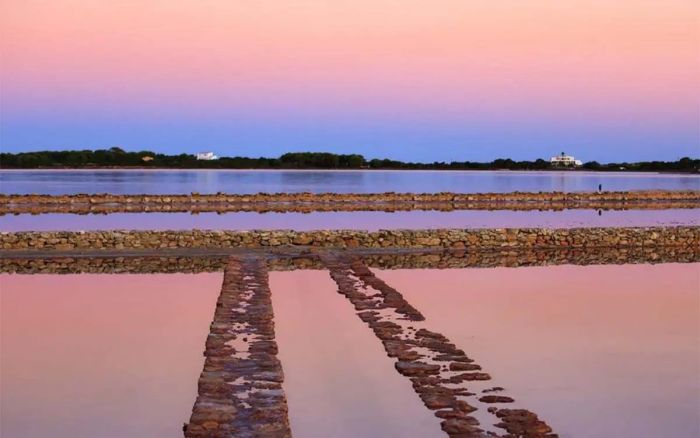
left=598, top=209, right=602, bottom=216
left=598, top=184, right=602, bottom=193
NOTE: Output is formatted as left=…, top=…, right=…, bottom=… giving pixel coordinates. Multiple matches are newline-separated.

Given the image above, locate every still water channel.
left=2, top=262, right=697, bottom=437
left=2, top=169, right=698, bottom=195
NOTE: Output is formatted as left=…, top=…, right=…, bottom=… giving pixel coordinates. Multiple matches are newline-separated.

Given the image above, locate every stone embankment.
left=185, top=257, right=291, bottom=438
left=324, top=255, right=556, bottom=437
left=1, top=190, right=698, bottom=214
left=1, top=226, right=697, bottom=252
left=1, top=244, right=698, bottom=274
left=0, top=246, right=700, bottom=274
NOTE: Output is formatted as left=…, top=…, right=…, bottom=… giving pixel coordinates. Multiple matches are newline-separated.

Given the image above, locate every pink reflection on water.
left=0, top=273, right=222, bottom=438
left=375, top=263, right=700, bottom=438
left=269, top=270, right=442, bottom=437
left=1, top=208, right=699, bottom=232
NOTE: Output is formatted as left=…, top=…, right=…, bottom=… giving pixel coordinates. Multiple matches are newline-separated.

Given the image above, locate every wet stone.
left=478, top=395, right=515, bottom=404
left=440, top=417, right=483, bottom=436
left=322, top=255, right=557, bottom=438
left=444, top=372, right=492, bottom=383
left=494, top=409, right=556, bottom=437
left=395, top=360, right=441, bottom=376
left=449, top=362, right=482, bottom=371
left=420, top=390, right=456, bottom=410
left=184, top=257, right=292, bottom=438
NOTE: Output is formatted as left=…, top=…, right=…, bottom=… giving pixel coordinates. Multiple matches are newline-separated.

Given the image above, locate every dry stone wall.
left=1, top=226, right=697, bottom=252
left=184, top=257, right=291, bottom=438
left=1, top=190, right=698, bottom=214
left=2, top=245, right=698, bottom=275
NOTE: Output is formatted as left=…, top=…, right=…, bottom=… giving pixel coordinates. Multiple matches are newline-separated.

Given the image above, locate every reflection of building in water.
left=196, top=152, right=219, bottom=160
left=550, top=152, right=583, bottom=167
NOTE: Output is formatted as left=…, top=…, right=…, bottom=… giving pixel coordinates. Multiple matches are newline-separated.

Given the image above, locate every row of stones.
left=2, top=190, right=698, bottom=214
left=2, top=245, right=698, bottom=275
left=2, top=202, right=699, bottom=216
left=1, top=226, right=697, bottom=251
left=4, top=189, right=698, bottom=204
left=323, top=255, right=555, bottom=437
left=185, top=257, right=291, bottom=438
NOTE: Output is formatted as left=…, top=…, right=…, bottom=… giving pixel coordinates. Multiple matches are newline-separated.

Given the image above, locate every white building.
left=550, top=152, right=582, bottom=167
left=196, top=152, right=219, bottom=161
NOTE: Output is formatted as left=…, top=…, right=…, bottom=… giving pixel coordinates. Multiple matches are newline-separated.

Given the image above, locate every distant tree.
left=533, top=159, right=550, bottom=169
left=0, top=149, right=697, bottom=172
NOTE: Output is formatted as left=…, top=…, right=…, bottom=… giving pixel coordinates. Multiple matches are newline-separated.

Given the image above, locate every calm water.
left=1, top=263, right=698, bottom=437
left=375, top=264, right=700, bottom=438
left=269, top=270, right=440, bottom=437
left=0, top=273, right=221, bottom=438
left=271, top=263, right=699, bottom=437
left=1, top=169, right=698, bottom=194
left=2, top=209, right=698, bottom=232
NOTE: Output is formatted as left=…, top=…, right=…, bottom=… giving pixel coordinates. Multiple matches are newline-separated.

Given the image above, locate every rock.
left=454, top=400, right=477, bottom=413
left=292, top=234, right=313, bottom=245
left=449, top=362, right=482, bottom=371
left=440, top=418, right=482, bottom=435
left=419, top=390, right=455, bottom=409
left=444, top=372, right=491, bottom=383
left=478, top=395, right=514, bottom=403
left=435, top=409, right=472, bottom=419
left=395, top=361, right=441, bottom=376
left=1, top=225, right=695, bottom=252
left=494, top=409, right=554, bottom=436
left=416, top=328, right=448, bottom=340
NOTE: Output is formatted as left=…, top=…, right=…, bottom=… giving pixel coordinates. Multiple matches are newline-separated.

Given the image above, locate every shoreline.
left=1, top=167, right=699, bottom=176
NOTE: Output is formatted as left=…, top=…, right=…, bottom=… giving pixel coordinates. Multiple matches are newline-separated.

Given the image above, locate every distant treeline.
left=1, top=148, right=698, bottom=172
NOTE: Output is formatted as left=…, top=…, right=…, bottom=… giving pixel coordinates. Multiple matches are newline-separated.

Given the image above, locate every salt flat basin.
left=1, top=169, right=698, bottom=195
left=0, top=273, right=221, bottom=438
left=1, top=262, right=698, bottom=437
left=1, top=208, right=698, bottom=232
left=269, top=270, right=443, bottom=437
left=374, top=263, right=700, bottom=438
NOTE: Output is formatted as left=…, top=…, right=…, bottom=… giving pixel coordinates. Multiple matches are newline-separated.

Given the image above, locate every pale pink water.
left=2, top=208, right=698, bottom=232
left=269, top=270, right=443, bottom=437
left=374, top=263, right=700, bottom=438
left=2, top=264, right=698, bottom=437
left=0, top=273, right=222, bottom=438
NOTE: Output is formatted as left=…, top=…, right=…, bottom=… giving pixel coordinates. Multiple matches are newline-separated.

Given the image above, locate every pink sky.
left=1, top=1, right=698, bottom=160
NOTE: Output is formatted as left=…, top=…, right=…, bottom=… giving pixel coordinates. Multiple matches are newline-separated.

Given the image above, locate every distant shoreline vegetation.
left=0, top=148, right=698, bottom=173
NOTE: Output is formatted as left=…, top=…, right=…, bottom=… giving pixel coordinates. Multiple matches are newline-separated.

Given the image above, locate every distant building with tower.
left=550, top=152, right=582, bottom=167
left=196, top=152, right=219, bottom=161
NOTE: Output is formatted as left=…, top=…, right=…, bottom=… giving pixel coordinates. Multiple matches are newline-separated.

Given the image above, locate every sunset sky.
left=1, top=0, right=698, bottom=161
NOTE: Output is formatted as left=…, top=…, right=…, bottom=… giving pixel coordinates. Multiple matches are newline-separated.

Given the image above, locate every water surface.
left=2, top=169, right=698, bottom=194
left=2, top=208, right=698, bottom=232
left=269, top=270, right=441, bottom=437
left=0, top=273, right=221, bottom=438
left=374, top=263, right=700, bottom=438
left=2, top=262, right=697, bottom=437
